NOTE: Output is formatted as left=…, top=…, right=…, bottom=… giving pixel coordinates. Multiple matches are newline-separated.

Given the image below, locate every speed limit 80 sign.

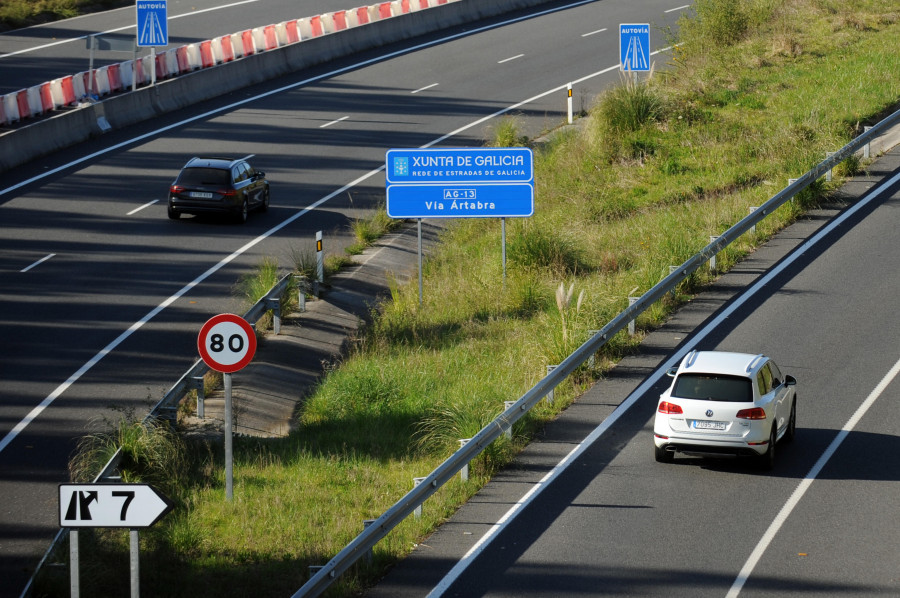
left=197, top=314, right=257, bottom=373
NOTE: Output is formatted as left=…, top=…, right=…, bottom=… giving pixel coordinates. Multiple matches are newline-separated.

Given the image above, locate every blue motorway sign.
left=136, top=0, right=168, bottom=47
left=386, top=148, right=534, bottom=218
left=619, top=23, right=650, bottom=72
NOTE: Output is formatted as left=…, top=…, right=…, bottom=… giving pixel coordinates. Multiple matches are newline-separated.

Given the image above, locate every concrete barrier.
left=0, top=0, right=557, bottom=173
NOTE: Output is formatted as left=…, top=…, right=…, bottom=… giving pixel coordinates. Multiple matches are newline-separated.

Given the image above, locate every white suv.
left=653, top=351, right=797, bottom=469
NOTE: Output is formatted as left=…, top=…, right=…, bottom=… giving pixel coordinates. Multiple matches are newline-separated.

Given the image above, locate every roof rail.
left=684, top=350, right=699, bottom=368
left=747, top=353, right=766, bottom=373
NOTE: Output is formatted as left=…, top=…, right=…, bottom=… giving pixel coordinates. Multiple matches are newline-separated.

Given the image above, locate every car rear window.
left=672, top=374, right=752, bottom=402
left=177, top=167, right=230, bottom=186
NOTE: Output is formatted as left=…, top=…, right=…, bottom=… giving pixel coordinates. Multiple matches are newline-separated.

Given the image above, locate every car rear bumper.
left=654, top=435, right=767, bottom=457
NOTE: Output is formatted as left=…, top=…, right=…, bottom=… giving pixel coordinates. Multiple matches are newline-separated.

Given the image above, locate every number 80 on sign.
left=197, top=313, right=257, bottom=373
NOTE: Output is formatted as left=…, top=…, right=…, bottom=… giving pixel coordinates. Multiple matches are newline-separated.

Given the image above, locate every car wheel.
left=260, top=187, right=269, bottom=212
left=784, top=396, right=797, bottom=443
left=167, top=203, right=180, bottom=219
left=236, top=198, right=249, bottom=224
left=757, top=425, right=776, bottom=471
left=655, top=444, right=674, bottom=463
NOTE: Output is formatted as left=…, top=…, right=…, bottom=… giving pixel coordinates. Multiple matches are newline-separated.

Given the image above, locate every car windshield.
left=177, top=167, right=229, bottom=186
left=672, top=373, right=752, bottom=402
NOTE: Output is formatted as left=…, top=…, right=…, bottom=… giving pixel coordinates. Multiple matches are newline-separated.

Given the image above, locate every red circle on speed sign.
left=197, top=314, right=257, bottom=373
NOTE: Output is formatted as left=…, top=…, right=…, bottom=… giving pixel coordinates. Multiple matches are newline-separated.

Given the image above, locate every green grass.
left=53, top=1, right=900, bottom=596
left=0, top=0, right=130, bottom=30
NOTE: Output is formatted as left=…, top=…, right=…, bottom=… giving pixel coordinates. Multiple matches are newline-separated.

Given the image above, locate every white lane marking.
left=411, top=83, right=439, bottom=94
left=20, top=253, right=55, bottom=273
left=0, top=0, right=260, bottom=58
left=320, top=116, right=349, bottom=128
left=1, top=0, right=603, bottom=199
left=727, top=352, right=900, bottom=597
left=665, top=4, right=691, bottom=12
left=0, top=0, right=612, bottom=453
left=581, top=28, right=607, bottom=37
left=428, top=168, right=900, bottom=596
left=128, top=199, right=159, bottom=215
left=498, top=54, right=524, bottom=64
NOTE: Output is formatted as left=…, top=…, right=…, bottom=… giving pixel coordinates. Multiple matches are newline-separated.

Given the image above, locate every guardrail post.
left=458, top=439, right=471, bottom=481
left=864, top=126, right=872, bottom=158
left=627, top=297, right=639, bottom=335
left=749, top=207, right=758, bottom=234
left=825, top=152, right=835, bottom=182
left=294, top=274, right=307, bottom=312
left=587, top=331, right=601, bottom=367
left=544, top=366, right=558, bottom=403
left=709, top=236, right=720, bottom=274
left=192, top=376, right=205, bottom=418
left=413, top=477, right=426, bottom=519
left=788, top=179, right=798, bottom=204
left=363, top=520, right=375, bottom=563
left=266, top=297, right=281, bottom=334
left=503, top=401, right=516, bottom=438
left=308, top=565, right=324, bottom=579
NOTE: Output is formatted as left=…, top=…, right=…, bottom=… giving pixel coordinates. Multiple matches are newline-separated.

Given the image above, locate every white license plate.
left=693, top=420, right=726, bottom=430
left=190, top=191, right=214, bottom=199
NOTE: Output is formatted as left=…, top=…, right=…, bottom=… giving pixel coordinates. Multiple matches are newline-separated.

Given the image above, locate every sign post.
left=385, top=147, right=535, bottom=300
left=619, top=23, right=651, bottom=74
left=198, top=314, right=257, bottom=501
left=136, top=0, right=168, bottom=87
left=59, top=483, right=173, bottom=598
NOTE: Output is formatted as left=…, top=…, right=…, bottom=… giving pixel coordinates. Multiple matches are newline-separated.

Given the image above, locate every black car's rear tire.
left=167, top=203, right=180, bottom=219
left=236, top=198, right=249, bottom=224
left=260, top=187, right=269, bottom=212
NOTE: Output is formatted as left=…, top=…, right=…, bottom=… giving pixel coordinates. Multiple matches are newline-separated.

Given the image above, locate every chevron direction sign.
left=136, top=0, right=168, bottom=47
left=620, top=23, right=650, bottom=72
left=59, top=484, right=173, bottom=528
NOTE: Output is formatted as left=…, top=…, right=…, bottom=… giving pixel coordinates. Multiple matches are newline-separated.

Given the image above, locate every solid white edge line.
left=0, top=0, right=610, bottom=455
left=20, top=253, right=55, bottom=273
left=581, top=28, right=608, bottom=37
left=665, top=4, right=691, bottom=13
left=726, top=355, right=900, bottom=598
left=127, top=199, right=159, bottom=215
left=0, top=0, right=601, bottom=200
left=0, top=163, right=386, bottom=455
left=428, top=168, right=900, bottom=597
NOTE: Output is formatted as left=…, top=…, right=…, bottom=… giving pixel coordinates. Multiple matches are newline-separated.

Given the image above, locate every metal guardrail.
left=20, top=272, right=304, bottom=598
left=294, top=106, right=900, bottom=597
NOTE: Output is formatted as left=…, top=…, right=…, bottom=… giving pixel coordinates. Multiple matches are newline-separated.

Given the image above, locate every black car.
left=168, top=156, right=269, bottom=223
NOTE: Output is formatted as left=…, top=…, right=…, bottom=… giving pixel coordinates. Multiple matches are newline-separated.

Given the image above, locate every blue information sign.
left=386, top=148, right=534, bottom=219
left=619, top=23, right=650, bottom=72
left=136, top=0, right=168, bottom=47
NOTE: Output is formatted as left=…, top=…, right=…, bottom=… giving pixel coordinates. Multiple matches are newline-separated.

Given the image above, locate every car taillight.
left=170, top=185, right=183, bottom=194
left=218, top=189, right=237, bottom=197
left=736, top=407, right=767, bottom=420
left=658, top=401, right=683, bottom=414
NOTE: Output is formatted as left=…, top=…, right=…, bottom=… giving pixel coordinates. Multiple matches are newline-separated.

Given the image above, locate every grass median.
left=53, top=1, right=900, bottom=596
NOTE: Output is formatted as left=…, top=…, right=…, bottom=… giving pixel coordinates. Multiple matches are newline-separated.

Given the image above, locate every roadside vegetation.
left=0, top=0, right=130, bottom=31
left=50, top=1, right=900, bottom=596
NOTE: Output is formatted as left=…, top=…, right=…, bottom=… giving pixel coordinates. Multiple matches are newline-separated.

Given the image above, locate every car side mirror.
left=666, top=366, right=678, bottom=377
left=256, top=171, right=265, bottom=179
left=785, top=375, right=797, bottom=386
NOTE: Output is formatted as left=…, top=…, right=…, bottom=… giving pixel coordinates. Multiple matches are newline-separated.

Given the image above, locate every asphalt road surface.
left=0, top=1, right=688, bottom=595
